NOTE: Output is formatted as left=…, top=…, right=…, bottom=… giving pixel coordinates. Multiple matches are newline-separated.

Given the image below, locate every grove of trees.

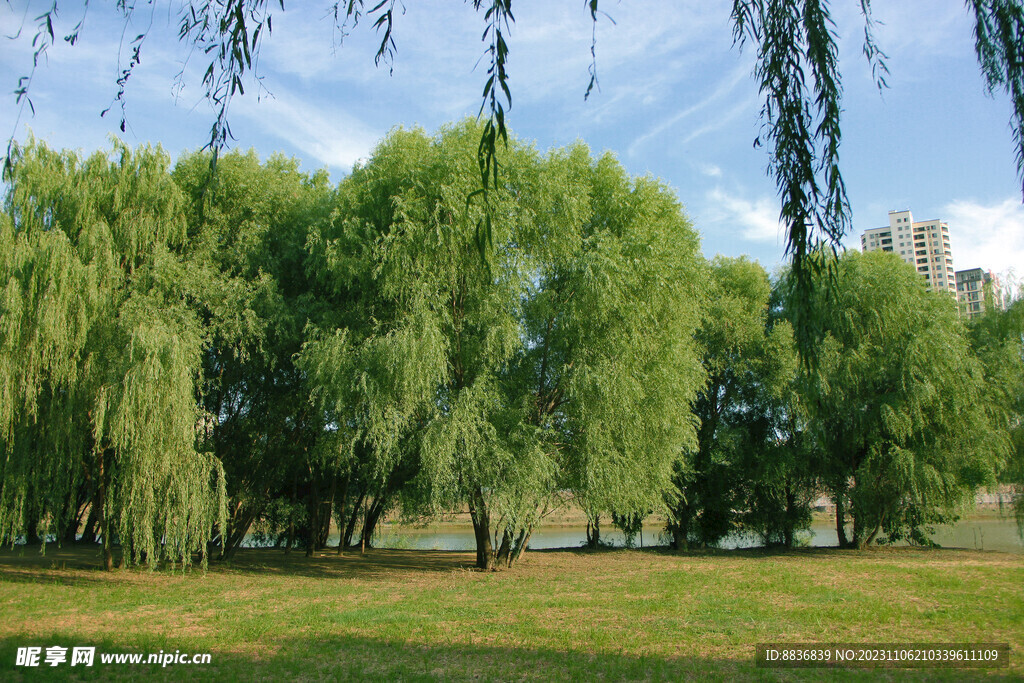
left=1, top=123, right=1021, bottom=569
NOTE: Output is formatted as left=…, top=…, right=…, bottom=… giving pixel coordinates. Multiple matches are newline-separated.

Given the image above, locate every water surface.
left=357, top=515, right=1024, bottom=554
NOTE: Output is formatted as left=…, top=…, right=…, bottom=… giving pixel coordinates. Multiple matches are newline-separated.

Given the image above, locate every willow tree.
left=171, top=149, right=339, bottom=558
left=301, top=122, right=540, bottom=567
left=800, top=250, right=1005, bottom=548
left=0, top=140, right=226, bottom=569
left=301, top=121, right=705, bottom=568
left=537, top=146, right=707, bottom=553
left=666, top=256, right=798, bottom=549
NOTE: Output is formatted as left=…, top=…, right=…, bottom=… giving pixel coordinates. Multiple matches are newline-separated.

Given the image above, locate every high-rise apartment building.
left=955, top=268, right=1005, bottom=319
left=860, top=209, right=955, bottom=295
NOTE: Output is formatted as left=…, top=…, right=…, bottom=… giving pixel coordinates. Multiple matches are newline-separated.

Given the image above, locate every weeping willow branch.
left=970, top=0, right=1024, bottom=199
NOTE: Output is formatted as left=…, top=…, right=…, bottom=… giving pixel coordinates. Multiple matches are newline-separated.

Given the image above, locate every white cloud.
left=703, top=188, right=785, bottom=244
left=698, top=163, right=722, bottom=178
left=234, top=88, right=380, bottom=170
left=943, top=197, right=1024, bottom=278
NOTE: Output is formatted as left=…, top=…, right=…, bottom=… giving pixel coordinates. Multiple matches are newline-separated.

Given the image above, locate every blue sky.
left=2, top=1, right=1022, bottom=283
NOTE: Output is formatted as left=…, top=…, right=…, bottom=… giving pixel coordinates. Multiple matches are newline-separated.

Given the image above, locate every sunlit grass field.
left=0, top=545, right=1020, bottom=680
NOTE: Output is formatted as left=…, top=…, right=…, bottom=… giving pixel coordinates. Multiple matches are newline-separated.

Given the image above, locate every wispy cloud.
left=943, top=197, right=1024, bottom=279
left=698, top=163, right=722, bottom=178
left=679, top=96, right=755, bottom=145
left=626, top=64, right=749, bottom=156
left=869, top=3, right=969, bottom=60
left=510, top=4, right=723, bottom=101
left=703, top=188, right=784, bottom=244
left=234, top=87, right=380, bottom=171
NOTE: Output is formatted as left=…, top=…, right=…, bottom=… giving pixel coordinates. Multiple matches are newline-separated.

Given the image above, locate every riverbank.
left=0, top=545, right=1020, bottom=680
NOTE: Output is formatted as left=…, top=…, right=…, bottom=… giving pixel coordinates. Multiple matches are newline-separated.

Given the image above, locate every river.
left=355, top=514, right=1024, bottom=553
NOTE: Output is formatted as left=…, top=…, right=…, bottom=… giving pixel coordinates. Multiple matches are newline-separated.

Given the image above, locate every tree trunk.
left=96, top=450, right=113, bottom=571
left=285, top=473, right=297, bottom=555
left=343, top=491, right=365, bottom=548
left=468, top=488, right=493, bottom=570
left=495, top=529, right=512, bottom=566
left=860, top=522, right=882, bottom=549
left=63, top=519, right=79, bottom=545
left=586, top=515, right=600, bottom=549
left=783, top=484, right=796, bottom=549
left=361, top=495, right=388, bottom=549
left=509, top=527, right=532, bottom=567
left=81, top=504, right=99, bottom=545
left=307, top=472, right=320, bottom=558
left=318, top=473, right=337, bottom=550
left=336, top=470, right=351, bottom=554
left=24, top=507, right=41, bottom=546
left=669, top=507, right=690, bottom=551
left=835, top=491, right=849, bottom=549
left=220, top=507, right=257, bottom=562
left=672, top=526, right=688, bottom=550
left=858, top=508, right=884, bottom=549
left=850, top=489, right=863, bottom=549
left=63, top=497, right=88, bottom=545
left=360, top=496, right=368, bottom=555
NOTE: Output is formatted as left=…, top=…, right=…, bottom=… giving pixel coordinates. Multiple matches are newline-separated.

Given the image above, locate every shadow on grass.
left=0, top=542, right=840, bottom=583
left=532, top=544, right=1012, bottom=562
left=220, top=547, right=479, bottom=578
left=0, top=545, right=119, bottom=588
left=0, top=545, right=480, bottom=586
left=0, top=543, right=1013, bottom=588
left=0, top=632, right=972, bottom=682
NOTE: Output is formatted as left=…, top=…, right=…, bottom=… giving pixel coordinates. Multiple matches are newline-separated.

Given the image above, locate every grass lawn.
left=0, top=545, right=1020, bottom=680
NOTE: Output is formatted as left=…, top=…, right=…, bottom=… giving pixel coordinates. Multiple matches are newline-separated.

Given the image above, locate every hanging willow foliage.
left=0, top=139, right=226, bottom=569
